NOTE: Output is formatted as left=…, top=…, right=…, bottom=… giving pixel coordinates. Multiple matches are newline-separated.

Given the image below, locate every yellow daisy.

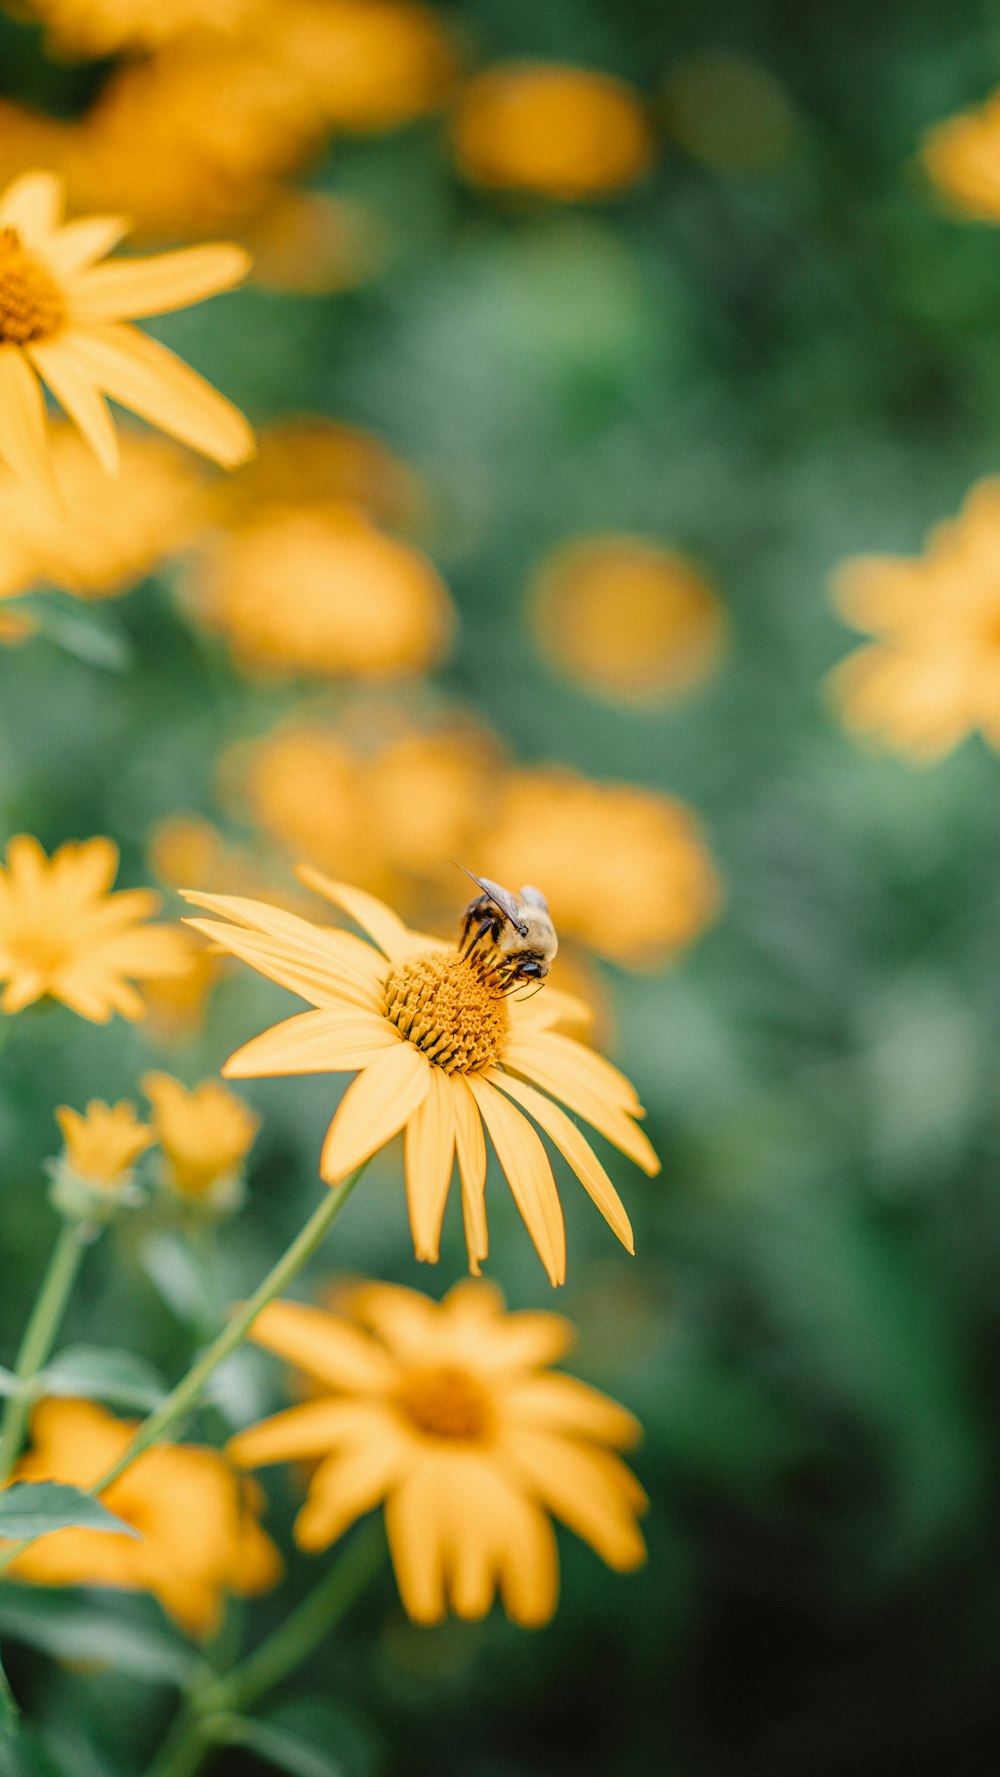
left=0, top=835, right=191, bottom=1021
left=0, top=169, right=253, bottom=495
left=30, top=0, right=255, bottom=58
left=230, top=1278, right=647, bottom=1627
left=183, top=874, right=660, bottom=1284
left=55, top=1098, right=154, bottom=1191
left=142, top=1070, right=259, bottom=1208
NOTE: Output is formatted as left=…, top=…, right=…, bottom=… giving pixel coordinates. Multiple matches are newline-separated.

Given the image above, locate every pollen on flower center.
left=0, top=227, right=65, bottom=345
left=396, top=1364, right=494, bottom=1441
left=383, top=949, right=510, bottom=1074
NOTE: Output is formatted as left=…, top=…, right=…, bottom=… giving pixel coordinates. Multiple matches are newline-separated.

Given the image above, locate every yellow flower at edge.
left=230, top=1278, right=647, bottom=1627
left=922, top=92, right=1000, bottom=222
left=829, top=477, right=1000, bottom=761
left=262, top=0, right=458, bottom=133
left=0, top=835, right=192, bottom=1021
left=0, top=169, right=253, bottom=496
left=30, top=0, right=256, bottom=58
left=55, top=1099, right=154, bottom=1191
left=4, top=1398, right=281, bottom=1636
left=452, top=62, right=655, bottom=201
left=182, top=873, right=660, bottom=1285
left=142, top=1071, right=259, bottom=1205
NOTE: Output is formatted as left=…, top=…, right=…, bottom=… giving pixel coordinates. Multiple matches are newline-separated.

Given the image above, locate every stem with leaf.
left=0, top=1218, right=93, bottom=1483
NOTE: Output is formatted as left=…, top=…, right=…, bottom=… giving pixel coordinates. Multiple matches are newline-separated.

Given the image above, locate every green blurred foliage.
left=4, top=0, right=1000, bottom=1773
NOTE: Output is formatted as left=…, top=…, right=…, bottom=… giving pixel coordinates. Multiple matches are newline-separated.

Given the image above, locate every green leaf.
left=0, top=1374, right=18, bottom=1401
left=212, top=1715, right=346, bottom=1777
left=40, top=1347, right=167, bottom=1414
left=0, top=1485, right=139, bottom=1541
left=25, top=602, right=133, bottom=672
left=0, top=1590, right=197, bottom=1687
left=0, top=1650, right=18, bottom=1737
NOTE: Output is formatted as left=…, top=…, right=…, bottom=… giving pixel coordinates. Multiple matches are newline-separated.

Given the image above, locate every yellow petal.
left=295, top=1438, right=403, bottom=1552
left=495, top=1489, right=559, bottom=1628
left=320, top=1043, right=431, bottom=1183
left=404, top=1065, right=455, bottom=1262
left=28, top=337, right=120, bottom=475
left=70, top=244, right=252, bottom=323
left=503, top=1373, right=642, bottom=1449
left=42, top=215, right=129, bottom=279
left=504, top=1429, right=647, bottom=1572
left=63, top=321, right=255, bottom=468
left=183, top=917, right=382, bottom=1014
left=0, top=346, right=58, bottom=500
left=439, top=1282, right=574, bottom=1375
left=489, top=1068, right=635, bottom=1252
left=0, top=171, right=63, bottom=242
left=295, top=866, right=419, bottom=961
left=344, top=1281, right=444, bottom=1361
left=223, top=1008, right=398, bottom=1078
left=228, top=1398, right=389, bottom=1466
left=384, top=1460, right=449, bottom=1624
left=466, top=1075, right=566, bottom=1287
left=247, top=1299, right=397, bottom=1393
left=451, top=1075, right=488, bottom=1273
left=504, top=1034, right=660, bottom=1176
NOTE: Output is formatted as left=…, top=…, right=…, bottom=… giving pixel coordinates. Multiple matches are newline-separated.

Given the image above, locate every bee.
left=459, top=869, right=558, bottom=988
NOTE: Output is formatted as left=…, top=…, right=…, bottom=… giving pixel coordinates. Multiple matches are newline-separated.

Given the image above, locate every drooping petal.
left=28, top=336, right=120, bottom=475
left=183, top=917, right=383, bottom=1014
left=495, top=1489, right=560, bottom=1628
left=320, top=1043, right=431, bottom=1183
left=510, top=1029, right=642, bottom=1110
left=503, top=1429, right=647, bottom=1571
left=404, top=1065, right=455, bottom=1262
left=295, top=1438, right=405, bottom=1552
left=489, top=1068, right=635, bottom=1252
left=503, top=1372, right=642, bottom=1449
left=384, top=1459, right=449, bottom=1623
left=295, top=866, right=424, bottom=961
left=466, top=1075, right=566, bottom=1287
left=451, top=1075, right=488, bottom=1274
left=247, top=1300, right=397, bottom=1394
left=228, top=1398, right=391, bottom=1466
left=223, top=1008, right=398, bottom=1078
left=0, top=346, right=58, bottom=499
left=62, top=322, right=255, bottom=467
left=69, top=244, right=251, bottom=322
left=504, top=1034, right=660, bottom=1176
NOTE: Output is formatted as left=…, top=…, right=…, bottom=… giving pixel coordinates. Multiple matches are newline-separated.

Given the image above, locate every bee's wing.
left=518, top=885, right=550, bottom=912
left=459, top=868, right=528, bottom=934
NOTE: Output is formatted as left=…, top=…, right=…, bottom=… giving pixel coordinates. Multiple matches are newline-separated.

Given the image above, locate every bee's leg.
left=465, top=914, right=499, bottom=958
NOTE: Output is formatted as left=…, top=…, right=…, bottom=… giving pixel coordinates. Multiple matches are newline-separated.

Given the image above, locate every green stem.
left=0, top=1218, right=92, bottom=1482
left=146, top=1520, right=386, bottom=1777
left=0, top=1168, right=366, bottom=1577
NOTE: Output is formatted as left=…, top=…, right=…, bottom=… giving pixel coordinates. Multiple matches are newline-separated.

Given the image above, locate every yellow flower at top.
left=484, top=769, right=721, bottom=969
left=4, top=1398, right=280, bottom=1636
left=190, top=504, right=454, bottom=681
left=922, top=92, right=1000, bottom=222
left=263, top=0, right=458, bottom=133
left=142, top=1071, right=259, bottom=1206
left=452, top=62, right=655, bottom=201
left=829, top=478, right=1000, bottom=761
left=230, top=1279, right=647, bottom=1627
left=29, top=0, right=256, bottom=57
left=528, top=533, right=727, bottom=705
left=182, top=873, right=659, bottom=1285
left=0, top=169, right=253, bottom=495
left=55, top=1099, right=154, bottom=1191
left=0, top=836, right=191, bottom=1021
left=0, top=427, right=206, bottom=604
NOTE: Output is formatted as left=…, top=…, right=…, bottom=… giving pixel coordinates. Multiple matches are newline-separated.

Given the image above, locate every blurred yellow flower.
left=149, top=814, right=228, bottom=891
left=452, top=62, right=654, bottom=201
left=54, top=1099, right=154, bottom=1189
left=191, top=505, right=454, bottom=680
left=217, top=418, right=423, bottom=532
left=237, top=188, right=385, bottom=294
left=264, top=0, right=457, bottom=132
left=29, top=0, right=256, bottom=57
left=0, top=170, right=253, bottom=495
left=829, top=478, right=1000, bottom=760
left=5, top=1398, right=280, bottom=1636
left=183, top=874, right=659, bottom=1284
left=484, top=769, right=720, bottom=969
left=922, top=94, right=1000, bottom=221
left=141, top=931, right=221, bottom=1043
left=528, top=533, right=727, bottom=704
left=0, top=835, right=191, bottom=1021
left=0, top=427, right=206, bottom=603
left=230, top=1279, right=647, bottom=1626
left=142, top=1071, right=259, bottom=1206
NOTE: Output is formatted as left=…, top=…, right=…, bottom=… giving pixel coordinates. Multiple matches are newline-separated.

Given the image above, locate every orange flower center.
left=396, top=1364, right=493, bottom=1441
left=383, top=949, right=509, bottom=1074
left=0, top=227, right=66, bottom=346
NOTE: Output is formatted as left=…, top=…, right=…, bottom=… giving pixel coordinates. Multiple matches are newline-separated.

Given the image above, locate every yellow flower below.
left=55, top=1099, right=154, bottom=1190
left=0, top=835, right=192, bottom=1022
left=922, top=93, right=1000, bottom=222
left=183, top=873, right=659, bottom=1284
left=0, top=169, right=253, bottom=496
left=452, top=62, right=654, bottom=201
left=230, top=1279, right=647, bottom=1627
left=4, top=1398, right=280, bottom=1637
left=142, top=1070, right=259, bottom=1206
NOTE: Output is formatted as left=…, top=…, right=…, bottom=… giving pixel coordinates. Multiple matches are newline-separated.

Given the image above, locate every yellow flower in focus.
left=183, top=874, right=659, bottom=1284
left=265, top=0, right=457, bottom=132
left=922, top=94, right=1000, bottom=221
left=0, top=171, right=254, bottom=495
left=484, top=770, right=720, bottom=969
left=142, top=1070, right=259, bottom=1207
left=829, top=478, right=1000, bottom=761
left=528, top=534, right=727, bottom=704
left=452, top=63, right=654, bottom=201
left=191, top=505, right=454, bottom=680
left=0, top=836, right=191, bottom=1021
left=5, top=1398, right=280, bottom=1636
left=230, top=1279, right=646, bottom=1626
left=55, top=1099, right=154, bottom=1190
left=0, top=427, right=206, bottom=603
left=29, top=0, right=256, bottom=57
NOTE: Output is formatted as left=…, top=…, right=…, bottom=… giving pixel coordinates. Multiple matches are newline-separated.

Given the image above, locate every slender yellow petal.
left=248, top=1300, right=397, bottom=1394
left=228, top=1399, right=390, bottom=1467
left=0, top=346, right=58, bottom=499
left=384, top=1462, right=449, bottom=1624
left=467, top=1075, right=566, bottom=1286
left=514, top=1029, right=642, bottom=1110
left=63, top=322, right=255, bottom=468
left=320, top=1044, right=431, bottom=1183
left=344, top=1282, right=444, bottom=1361
left=27, top=337, right=120, bottom=475
left=295, top=866, right=422, bottom=961
left=41, top=215, right=129, bottom=279
left=295, top=1440, right=403, bottom=1552
left=70, top=244, right=252, bottom=323
left=489, top=1068, right=634, bottom=1253
left=450, top=1075, right=488, bottom=1274
left=504, top=1373, right=642, bottom=1449
left=496, top=1490, right=560, bottom=1628
left=505, top=1430, right=647, bottom=1571
left=0, top=171, right=62, bottom=241
left=504, top=1033, right=660, bottom=1176
left=404, top=1065, right=455, bottom=1262
left=183, top=918, right=382, bottom=1014
left=223, top=1008, right=398, bottom=1079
